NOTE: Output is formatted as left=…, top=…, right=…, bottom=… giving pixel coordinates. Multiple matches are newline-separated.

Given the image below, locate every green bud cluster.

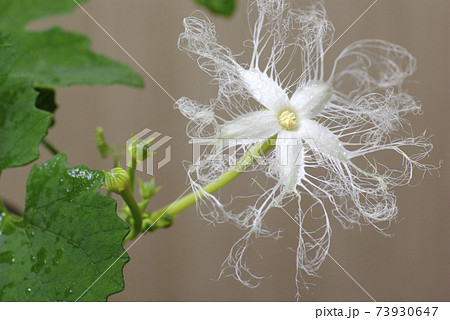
left=142, top=212, right=173, bottom=232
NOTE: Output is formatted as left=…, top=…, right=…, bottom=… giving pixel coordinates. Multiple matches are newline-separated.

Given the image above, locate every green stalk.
left=128, top=157, right=137, bottom=193
left=148, top=136, right=276, bottom=227
left=42, top=139, right=59, bottom=155
left=122, top=187, right=142, bottom=242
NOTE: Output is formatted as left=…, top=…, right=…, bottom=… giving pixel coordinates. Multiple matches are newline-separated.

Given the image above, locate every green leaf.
left=0, top=0, right=143, bottom=88
left=0, top=154, right=130, bottom=301
left=194, top=0, right=236, bottom=16
left=0, top=75, right=52, bottom=171
left=0, top=33, right=13, bottom=75
left=0, top=0, right=88, bottom=32
left=8, top=27, right=143, bottom=87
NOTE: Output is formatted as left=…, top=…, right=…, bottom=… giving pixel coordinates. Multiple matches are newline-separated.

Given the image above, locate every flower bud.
left=105, top=167, right=130, bottom=194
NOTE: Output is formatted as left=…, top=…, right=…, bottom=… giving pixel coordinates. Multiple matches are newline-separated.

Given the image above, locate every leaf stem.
left=42, top=139, right=59, bottom=155
left=147, top=137, right=276, bottom=228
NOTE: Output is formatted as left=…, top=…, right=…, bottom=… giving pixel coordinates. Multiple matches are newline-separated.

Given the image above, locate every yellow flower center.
left=278, top=110, right=297, bottom=129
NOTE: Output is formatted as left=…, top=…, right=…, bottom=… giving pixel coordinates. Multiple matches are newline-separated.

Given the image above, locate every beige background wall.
left=2, top=0, right=449, bottom=301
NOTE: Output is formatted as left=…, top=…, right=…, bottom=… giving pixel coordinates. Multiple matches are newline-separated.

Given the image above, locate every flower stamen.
left=278, top=110, right=297, bottom=129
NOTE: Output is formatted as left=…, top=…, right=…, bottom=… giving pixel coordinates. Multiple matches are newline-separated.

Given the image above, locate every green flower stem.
left=42, top=139, right=59, bottom=155
left=122, top=187, right=142, bottom=242
left=128, top=157, right=137, bottom=193
left=148, top=136, right=276, bottom=228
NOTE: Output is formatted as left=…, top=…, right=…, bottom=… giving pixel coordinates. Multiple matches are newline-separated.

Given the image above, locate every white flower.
left=176, top=0, right=433, bottom=294
left=219, top=76, right=337, bottom=192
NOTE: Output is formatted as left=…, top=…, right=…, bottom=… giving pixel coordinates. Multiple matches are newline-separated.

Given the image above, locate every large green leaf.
left=0, top=75, right=52, bottom=171
left=0, top=0, right=143, bottom=88
left=9, top=28, right=143, bottom=87
left=0, top=0, right=88, bottom=32
left=194, top=0, right=236, bottom=16
left=0, top=154, right=130, bottom=301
